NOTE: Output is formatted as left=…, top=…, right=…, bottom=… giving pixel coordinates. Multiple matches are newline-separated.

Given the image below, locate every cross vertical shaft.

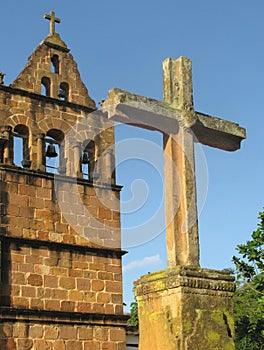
left=163, top=57, right=200, bottom=267
left=44, top=11, right=61, bottom=36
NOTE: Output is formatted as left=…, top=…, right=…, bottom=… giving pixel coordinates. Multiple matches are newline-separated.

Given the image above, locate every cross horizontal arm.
left=101, top=88, right=182, bottom=133
left=102, top=88, right=246, bottom=151
left=192, top=112, right=246, bottom=151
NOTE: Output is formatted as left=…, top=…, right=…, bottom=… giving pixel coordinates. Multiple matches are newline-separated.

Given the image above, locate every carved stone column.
left=2, top=126, right=13, bottom=165
left=37, top=133, right=46, bottom=171
left=73, top=142, right=82, bottom=178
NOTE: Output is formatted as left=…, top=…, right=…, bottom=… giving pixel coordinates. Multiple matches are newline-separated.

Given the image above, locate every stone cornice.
left=0, top=165, right=122, bottom=192
left=0, top=84, right=96, bottom=114
left=135, top=266, right=236, bottom=296
left=0, top=307, right=129, bottom=327
left=0, top=235, right=127, bottom=258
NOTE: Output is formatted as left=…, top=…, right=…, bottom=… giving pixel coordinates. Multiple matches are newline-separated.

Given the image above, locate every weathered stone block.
left=135, top=266, right=236, bottom=350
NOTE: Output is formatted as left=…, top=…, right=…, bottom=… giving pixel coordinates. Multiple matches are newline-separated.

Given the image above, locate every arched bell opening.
left=81, top=140, right=96, bottom=180
left=50, top=54, right=60, bottom=74
left=57, top=82, right=69, bottom=101
left=13, top=124, right=31, bottom=168
left=41, top=77, right=51, bottom=97
left=45, top=128, right=65, bottom=174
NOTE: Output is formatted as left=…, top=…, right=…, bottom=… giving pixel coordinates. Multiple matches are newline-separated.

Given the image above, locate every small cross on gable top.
left=44, top=11, right=61, bottom=36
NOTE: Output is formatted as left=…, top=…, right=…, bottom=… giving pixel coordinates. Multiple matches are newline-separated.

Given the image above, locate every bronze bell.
left=57, top=89, right=67, bottom=99
left=46, top=144, right=58, bottom=158
left=82, top=152, right=89, bottom=164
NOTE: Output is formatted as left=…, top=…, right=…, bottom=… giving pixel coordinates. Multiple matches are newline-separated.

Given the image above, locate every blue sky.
left=1, top=1, right=264, bottom=310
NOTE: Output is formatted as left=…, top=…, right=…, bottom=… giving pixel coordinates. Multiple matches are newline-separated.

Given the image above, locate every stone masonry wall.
left=2, top=243, right=123, bottom=315
left=0, top=33, right=127, bottom=349
left=0, top=322, right=126, bottom=350
left=0, top=167, right=121, bottom=248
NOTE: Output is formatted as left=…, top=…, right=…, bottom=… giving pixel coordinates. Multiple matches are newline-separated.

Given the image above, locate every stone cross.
left=102, top=57, right=246, bottom=268
left=44, top=11, right=61, bottom=36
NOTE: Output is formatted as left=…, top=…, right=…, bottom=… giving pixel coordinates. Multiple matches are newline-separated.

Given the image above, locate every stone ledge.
left=0, top=235, right=127, bottom=258
left=0, top=85, right=96, bottom=114
left=0, top=165, right=122, bottom=192
left=135, top=266, right=235, bottom=296
left=0, top=307, right=129, bottom=327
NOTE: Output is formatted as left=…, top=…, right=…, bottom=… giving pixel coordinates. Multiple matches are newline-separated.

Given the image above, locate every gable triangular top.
left=11, top=11, right=96, bottom=109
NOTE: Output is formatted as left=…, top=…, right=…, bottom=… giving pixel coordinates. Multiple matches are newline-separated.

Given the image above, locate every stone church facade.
left=0, top=12, right=127, bottom=350
left=0, top=10, right=247, bottom=350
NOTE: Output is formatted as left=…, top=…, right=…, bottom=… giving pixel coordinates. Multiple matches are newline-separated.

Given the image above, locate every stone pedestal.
left=135, top=267, right=235, bottom=350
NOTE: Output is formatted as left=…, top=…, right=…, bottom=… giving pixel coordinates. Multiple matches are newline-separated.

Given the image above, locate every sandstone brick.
left=44, top=275, right=58, bottom=288
left=94, top=327, right=108, bottom=341
left=61, top=300, right=75, bottom=312
left=105, top=281, right=122, bottom=293
left=101, top=342, right=117, bottom=350
left=44, top=257, right=59, bottom=266
left=55, top=222, right=68, bottom=232
left=65, top=340, right=82, bottom=350
left=34, top=248, right=49, bottom=257
left=115, top=305, right=123, bottom=315
left=29, top=325, right=43, bottom=338
left=37, top=231, right=49, bottom=240
left=18, top=184, right=35, bottom=197
left=20, top=206, right=34, bottom=218
left=8, top=204, right=20, bottom=216
left=76, top=278, right=90, bottom=291
left=37, top=287, right=47, bottom=298
left=110, top=329, right=126, bottom=342
left=45, top=299, right=60, bottom=310
left=89, top=263, right=105, bottom=271
left=34, top=339, right=48, bottom=350
left=99, top=207, right=111, bottom=220
left=97, top=292, right=110, bottom=303
left=25, top=255, right=42, bottom=264
left=22, top=286, right=36, bottom=298
left=83, top=291, right=96, bottom=302
left=2, top=324, right=13, bottom=337
left=62, top=235, right=75, bottom=244
left=117, top=342, right=127, bottom=350
left=53, top=340, right=66, bottom=350
left=69, top=290, right=83, bottom=301
left=78, top=327, right=93, bottom=340
left=34, top=264, right=50, bottom=275
left=30, top=298, right=44, bottom=309
left=51, top=267, right=68, bottom=276
left=68, top=269, right=83, bottom=277
left=111, top=294, right=122, bottom=304
left=11, top=253, right=24, bottom=263
left=98, top=272, right=113, bottom=281
left=105, top=304, right=115, bottom=314
left=36, top=187, right=51, bottom=199
left=72, top=256, right=90, bottom=268
left=5, top=338, right=16, bottom=349
left=13, top=323, right=29, bottom=337
left=13, top=297, right=29, bottom=308
left=92, top=280, right=104, bottom=292
left=60, top=326, right=76, bottom=340
left=92, top=303, right=105, bottom=314
left=59, top=277, right=76, bottom=290
left=27, top=274, right=43, bottom=287
left=53, top=289, right=68, bottom=300
left=106, top=265, right=121, bottom=274
left=84, top=341, right=100, bottom=350
left=77, top=302, right=91, bottom=313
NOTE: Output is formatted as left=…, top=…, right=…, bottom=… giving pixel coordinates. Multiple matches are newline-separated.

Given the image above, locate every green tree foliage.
left=128, top=299, right=139, bottom=327
left=232, top=210, right=264, bottom=349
